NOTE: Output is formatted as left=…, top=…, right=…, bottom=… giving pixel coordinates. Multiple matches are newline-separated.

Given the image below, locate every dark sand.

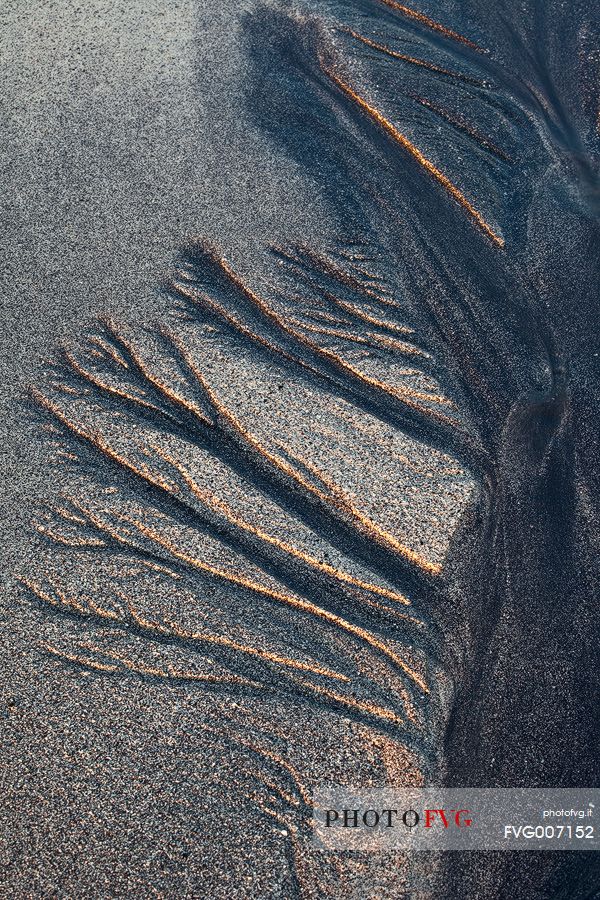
left=1, top=2, right=333, bottom=895
left=2, top=0, right=600, bottom=897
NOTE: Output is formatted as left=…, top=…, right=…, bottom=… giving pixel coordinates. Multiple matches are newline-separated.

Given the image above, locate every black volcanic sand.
left=2, top=0, right=600, bottom=898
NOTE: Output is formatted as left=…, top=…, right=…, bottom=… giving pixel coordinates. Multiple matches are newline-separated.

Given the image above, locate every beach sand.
left=2, top=1, right=599, bottom=898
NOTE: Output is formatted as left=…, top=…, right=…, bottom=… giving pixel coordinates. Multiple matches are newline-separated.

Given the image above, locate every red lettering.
left=424, top=809, right=449, bottom=828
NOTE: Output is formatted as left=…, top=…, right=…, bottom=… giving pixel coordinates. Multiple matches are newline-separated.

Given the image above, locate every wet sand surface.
left=2, top=0, right=600, bottom=897
left=1, top=2, right=335, bottom=895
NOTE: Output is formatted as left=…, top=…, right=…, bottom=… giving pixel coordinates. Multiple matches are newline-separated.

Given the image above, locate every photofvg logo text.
left=504, top=804, right=595, bottom=841
left=324, top=806, right=472, bottom=831
left=313, top=788, right=600, bottom=851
